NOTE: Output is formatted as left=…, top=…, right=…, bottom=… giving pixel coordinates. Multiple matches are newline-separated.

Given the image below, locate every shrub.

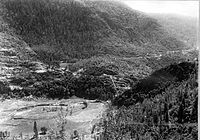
left=73, top=74, right=116, bottom=100
left=40, top=127, right=47, bottom=135
left=0, top=81, right=10, bottom=97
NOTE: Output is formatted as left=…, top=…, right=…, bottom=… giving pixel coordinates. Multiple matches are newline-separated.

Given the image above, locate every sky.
left=123, top=1, right=199, bottom=18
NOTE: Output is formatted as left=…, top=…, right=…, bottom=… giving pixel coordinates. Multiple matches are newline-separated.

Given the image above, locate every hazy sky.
left=123, top=1, right=199, bottom=18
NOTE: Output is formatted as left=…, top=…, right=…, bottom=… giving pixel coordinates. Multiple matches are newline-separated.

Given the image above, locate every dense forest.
left=103, top=62, right=198, bottom=139
left=1, top=0, right=189, bottom=62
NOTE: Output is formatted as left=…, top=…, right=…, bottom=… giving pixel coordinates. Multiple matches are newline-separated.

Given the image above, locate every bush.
left=40, top=127, right=47, bottom=135
left=73, top=74, right=116, bottom=100
left=0, top=81, right=10, bottom=97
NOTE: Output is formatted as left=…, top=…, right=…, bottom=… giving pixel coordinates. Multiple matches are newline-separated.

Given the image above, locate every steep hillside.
left=0, top=0, right=197, bottom=91
left=104, top=68, right=198, bottom=139
left=0, top=3, right=46, bottom=89
left=1, top=0, right=188, bottom=62
left=150, top=13, right=198, bottom=49
left=0, top=1, right=198, bottom=138
left=113, top=61, right=198, bottom=106
left=0, top=32, right=47, bottom=83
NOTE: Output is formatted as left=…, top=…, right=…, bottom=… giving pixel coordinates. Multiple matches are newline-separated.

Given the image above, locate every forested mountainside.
left=0, top=0, right=198, bottom=93
left=113, top=61, right=198, bottom=106
left=0, top=4, right=46, bottom=88
left=150, top=13, right=198, bottom=49
left=1, top=0, right=189, bottom=62
left=104, top=60, right=198, bottom=140
left=0, top=0, right=198, bottom=139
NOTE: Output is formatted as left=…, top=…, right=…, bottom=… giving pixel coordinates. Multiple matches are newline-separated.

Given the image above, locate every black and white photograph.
left=0, top=0, right=199, bottom=139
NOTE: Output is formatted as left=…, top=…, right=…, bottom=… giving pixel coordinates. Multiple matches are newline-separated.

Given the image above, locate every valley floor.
left=0, top=98, right=106, bottom=139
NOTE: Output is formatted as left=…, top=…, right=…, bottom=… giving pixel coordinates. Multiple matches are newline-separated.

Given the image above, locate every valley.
left=0, top=0, right=198, bottom=139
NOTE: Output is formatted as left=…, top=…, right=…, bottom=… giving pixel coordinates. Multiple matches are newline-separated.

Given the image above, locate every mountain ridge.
left=2, top=0, right=190, bottom=61
left=0, top=0, right=198, bottom=89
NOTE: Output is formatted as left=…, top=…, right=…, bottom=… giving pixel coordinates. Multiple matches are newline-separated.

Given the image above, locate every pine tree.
left=177, top=88, right=185, bottom=124
left=177, top=103, right=183, bottom=123
left=163, top=102, right=169, bottom=123
left=59, top=122, right=65, bottom=140
left=33, top=121, right=38, bottom=140
left=191, top=96, right=197, bottom=122
left=158, top=101, right=162, bottom=134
